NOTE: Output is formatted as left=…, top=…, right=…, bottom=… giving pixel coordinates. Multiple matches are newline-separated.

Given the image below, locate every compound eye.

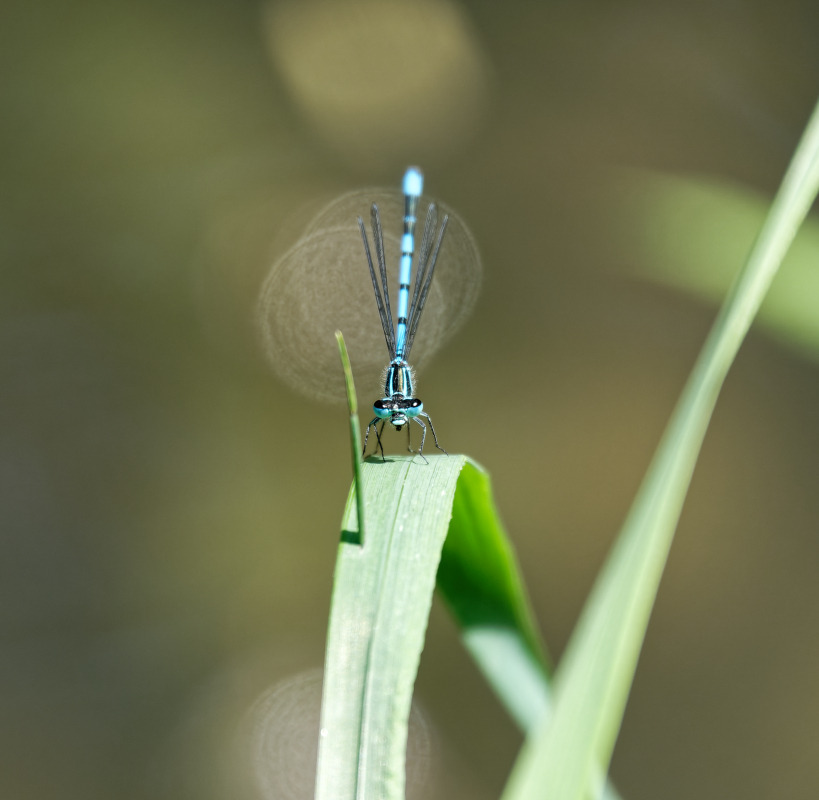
left=406, top=398, right=423, bottom=417
left=373, top=399, right=391, bottom=419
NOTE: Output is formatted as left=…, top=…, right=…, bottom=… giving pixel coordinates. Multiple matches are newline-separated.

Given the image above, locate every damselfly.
left=358, top=167, right=448, bottom=461
left=257, top=172, right=480, bottom=426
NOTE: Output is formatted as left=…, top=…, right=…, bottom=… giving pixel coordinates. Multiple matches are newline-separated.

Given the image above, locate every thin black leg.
left=362, top=418, right=376, bottom=455
left=411, top=417, right=429, bottom=464
left=363, top=418, right=387, bottom=461
left=406, top=421, right=414, bottom=453
left=374, top=420, right=386, bottom=461
left=422, top=412, right=448, bottom=455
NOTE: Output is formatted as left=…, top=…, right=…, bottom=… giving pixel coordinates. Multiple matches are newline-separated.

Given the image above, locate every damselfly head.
left=373, top=396, right=423, bottom=431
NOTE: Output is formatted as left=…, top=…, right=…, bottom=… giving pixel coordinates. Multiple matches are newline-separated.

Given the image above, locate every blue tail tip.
left=403, top=167, right=423, bottom=198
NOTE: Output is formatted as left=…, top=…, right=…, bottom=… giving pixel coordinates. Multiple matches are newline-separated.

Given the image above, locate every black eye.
left=374, top=399, right=388, bottom=410
left=409, top=399, right=422, bottom=408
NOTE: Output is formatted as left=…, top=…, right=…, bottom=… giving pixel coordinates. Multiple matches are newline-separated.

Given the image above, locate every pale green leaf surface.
left=502, top=100, right=819, bottom=800
left=315, top=454, right=551, bottom=800
left=315, top=454, right=468, bottom=800
left=316, top=452, right=623, bottom=800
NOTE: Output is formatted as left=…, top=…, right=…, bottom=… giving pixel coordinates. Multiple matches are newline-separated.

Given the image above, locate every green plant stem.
left=336, top=331, right=365, bottom=545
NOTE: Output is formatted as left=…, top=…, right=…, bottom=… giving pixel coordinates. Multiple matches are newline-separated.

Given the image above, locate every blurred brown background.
left=3, top=0, right=819, bottom=798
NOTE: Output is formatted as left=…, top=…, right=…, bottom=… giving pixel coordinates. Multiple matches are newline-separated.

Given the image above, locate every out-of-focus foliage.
left=609, top=170, right=819, bottom=358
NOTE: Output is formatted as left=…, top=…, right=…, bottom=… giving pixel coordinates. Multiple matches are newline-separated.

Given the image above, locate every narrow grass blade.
left=335, top=331, right=365, bottom=544
left=502, top=98, right=819, bottom=800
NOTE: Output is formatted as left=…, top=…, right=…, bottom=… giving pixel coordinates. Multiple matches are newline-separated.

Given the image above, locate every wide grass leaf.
left=316, top=454, right=467, bottom=800
left=315, top=454, right=552, bottom=800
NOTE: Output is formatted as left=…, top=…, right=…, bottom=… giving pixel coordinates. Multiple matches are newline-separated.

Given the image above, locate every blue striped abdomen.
left=394, top=168, right=422, bottom=359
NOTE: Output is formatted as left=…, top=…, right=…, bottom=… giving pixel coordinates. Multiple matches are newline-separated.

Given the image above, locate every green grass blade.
left=316, top=454, right=469, bottom=800
left=437, top=461, right=551, bottom=733
left=439, top=464, right=623, bottom=800
left=502, top=98, right=819, bottom=800
left=318, top=456, right=625, bottom=800
left=335, top=331, right=365, bottom=544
